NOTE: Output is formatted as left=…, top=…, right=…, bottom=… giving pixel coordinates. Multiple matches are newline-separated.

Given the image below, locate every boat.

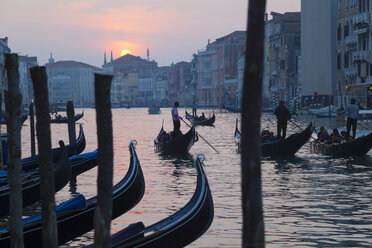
left=316, top=111, right=337, bottom=118
left=310, top=132, right=372, bottom=157
left=0, top=140, right=145, bottom=247
left=0, top=113, right=28, bottom=125
left=84, top=154, right=214, bottom=248
left=2, top=124, right=86, bottom=171
left=235, top=120, right=313, bottom=156
left=50, top=111, right=84, bottom=124
left=154, top=125, right=198, bottom=155
left=225, top=105, right=241, bottom=113
left=185, top=110, right=215, bottom=126
left=148, top=105, right=161, bottom=114
left=308, top=105, right=337, bottom=115
left=0, top=141, right=71, bottom=218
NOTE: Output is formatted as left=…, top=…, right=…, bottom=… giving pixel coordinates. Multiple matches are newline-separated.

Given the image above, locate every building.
left=45, top=58, right=101, bottom=107
left=103, top=54, right=157, bottom=106
left=111, top=72, right=138, bottom=107
left=268, top=12, right=301, bottom=111
left=18, top=55, right=38, bottom=105
left=301, top=0, right=337, bottom=108
left=168, top=61, right=193, bottom=106
left=195, top=31, right=246, bottom=107
left=0, top=37, right=11, bottom=97
left=338, top=0, right=372, bottom=108
left=155, top=66, right=170, bottom=106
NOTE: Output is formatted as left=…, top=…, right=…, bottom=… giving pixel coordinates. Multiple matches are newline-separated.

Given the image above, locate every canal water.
left=18, top=108, right=372, bottom=247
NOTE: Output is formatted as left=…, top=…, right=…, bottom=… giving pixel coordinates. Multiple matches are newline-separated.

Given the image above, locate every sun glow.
left=120, top=49, right=131, bottom=56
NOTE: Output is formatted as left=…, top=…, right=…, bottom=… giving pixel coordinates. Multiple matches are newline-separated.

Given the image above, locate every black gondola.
left=235, top=120, right=313, bottom=156
left=0, top=141, right=71, bottom=218
left=0, top=141, right=145, bottom=247
left=84, top=153, right=214, bottom=248
left=3, top=124, right=86, bottom=172
left=148, top=105, right=161, bottom=114
left=310, top=132, right=372, bottom=157
left=50, top=111, right=84, bottom=124
left=185, top=110, right=215, bottom=126
left=154, top=125, right=198, bottom=155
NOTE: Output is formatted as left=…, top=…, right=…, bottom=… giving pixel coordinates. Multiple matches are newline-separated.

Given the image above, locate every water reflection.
left=10, top=109, right=372, bottom=247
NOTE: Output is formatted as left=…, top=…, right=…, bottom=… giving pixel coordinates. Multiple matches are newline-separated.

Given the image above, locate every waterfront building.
left=111, top=72, right=138, bottom=107
left=168, top=61, right=193, bottom=106
left=155, top=66, right=170, bottom=106
left=18, top=55, right=38, bottom=106
left=301, top=0, right=337, bottom=108
left=45, top=58, right=101, bottom=107
left=0, top=37, right=11, bottom=97
left=268, top=12, right=301, bottom=110
left=102, top=54, right=157, bottom=106
left=195, top=31, right=246, bottom=107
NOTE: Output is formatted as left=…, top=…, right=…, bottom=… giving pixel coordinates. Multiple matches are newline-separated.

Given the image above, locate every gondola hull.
left=235, top=122, right=313, bottom=157
left=50, top=112, right=84, bottom=123
left=310, top=132, right=372, bottom=157
left=154, top=127, right=198, bottom=155
left=0, top=142, right=145, bottom=247
left=85, top=154, right=213, bottom=248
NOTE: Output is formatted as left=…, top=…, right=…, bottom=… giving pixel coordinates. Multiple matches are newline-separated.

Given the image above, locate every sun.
left=120, top=49, right=131, bottom=56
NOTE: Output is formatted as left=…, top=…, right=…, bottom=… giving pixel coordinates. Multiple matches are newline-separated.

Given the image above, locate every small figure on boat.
left=192, top=101, right=197, bottom=117
left=329, top=128, right=343, bottom=144
left=340, top=130, right=353, bottom=141
left=346, top=98, right=359, bottom=140
left=274, top=100, right=291, bottom=139
left=317, top=126, right=330, bottom=142
left=171, top=101, right=183, bottom=136
left=261, top=130, right=276, bottom=143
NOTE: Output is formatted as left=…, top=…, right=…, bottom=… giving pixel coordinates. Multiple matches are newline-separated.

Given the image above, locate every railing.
left=345, top=35, right=357, bottom=45
left=344, top=67, right=357, bottom=77
left=353, top=12, right=370, bottom=26
left=352, top=50, right=372, bottom=62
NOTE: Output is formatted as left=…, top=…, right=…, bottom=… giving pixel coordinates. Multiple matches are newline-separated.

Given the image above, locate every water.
left=17, top=109, right=372, bottom=247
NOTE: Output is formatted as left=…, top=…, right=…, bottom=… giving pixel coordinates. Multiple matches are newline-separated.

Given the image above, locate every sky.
left=0, top=0, right=301, bottom=68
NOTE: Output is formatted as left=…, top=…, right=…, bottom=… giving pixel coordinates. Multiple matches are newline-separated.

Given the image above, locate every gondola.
left=235, top=119, right=313, bottom=156
left=225, top=105, right=241, bottom=113
left=0, top=141, right=71, bottom=218
left=0, top=141, right=145, bottom=247
left=0, top=113, right=28, bottom=125
left=310, top=132, right=372, bottom=157
left=154, top=125, right=198, bottom=155
left=148, top=105, right=161, bottom=114
left=84, top=153, right=214, bottom=248
left=50, top=111, right=84, bottom=124
left=2, top=124, right=86, bottom=171
left=185, top=110, right=215, bottom=126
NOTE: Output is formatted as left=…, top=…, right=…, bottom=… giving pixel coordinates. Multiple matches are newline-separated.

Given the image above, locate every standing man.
left=192, top=101, right=197, bottom=117
left=346, top=98, right=359, bottom=140
left=274, top=100, right=291, bottom=139
left=171, top=101, right=182, bottom=136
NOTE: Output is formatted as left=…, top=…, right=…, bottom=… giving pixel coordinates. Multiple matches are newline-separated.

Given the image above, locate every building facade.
left=168, top=61, right=193, bottom=106
left=18, top=55, right=38, bottom=106
left=45, top=59, right=101, bottom=107
left=268, top=12, right=301, bottom=110
left=0, top=37, right=11, bottom=98
left=301, top=0, right=337, bottom=108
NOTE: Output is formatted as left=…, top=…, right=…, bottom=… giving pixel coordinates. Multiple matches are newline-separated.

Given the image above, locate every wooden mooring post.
left=5, top=53, right=24, bottom=248
left=29, top=101, right=36, bottom=156
left=30, top=66, right=58, bottom=248
left=93, top=73, right=114, bottom=247
left=67, top=101, right=76, bottom=146
left=241, top=1, right=266, bottom=247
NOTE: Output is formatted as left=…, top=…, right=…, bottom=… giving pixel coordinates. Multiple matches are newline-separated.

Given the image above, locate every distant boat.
left=148, top=105, right=161, bottom=114
left=225, top=105, right=241, bottom=113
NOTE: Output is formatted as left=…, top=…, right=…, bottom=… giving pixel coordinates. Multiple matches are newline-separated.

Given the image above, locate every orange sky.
left=0, top=0, right=300, bottom=67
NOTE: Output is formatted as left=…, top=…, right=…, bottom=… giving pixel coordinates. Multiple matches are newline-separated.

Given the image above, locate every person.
left=358, top=102, right=364, bottom=110
left=201, top=112, right=205, bottom=120
left=317, top=126, right=330, bottom=142
left=274, top=100, right=291, bottom=139
left=341, top=130, right=353, bottom=141
left=330, top=128, right=343, bottom=143
left=192, top=101, right=197, bottom=117
left=346, top=98, right=359, bottom=140
left=171, top=101, right=182, bottom=136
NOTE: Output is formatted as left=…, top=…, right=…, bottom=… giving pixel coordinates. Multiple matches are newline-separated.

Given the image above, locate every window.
left=344, top=51, right=349, bottom=68
left=337, top=23, right=342, bottom=41
left=280, top=60, right=285, bottom=70
left=337, top=52, right=341, bottom=70
left=344, top=22, right=349, bottom=37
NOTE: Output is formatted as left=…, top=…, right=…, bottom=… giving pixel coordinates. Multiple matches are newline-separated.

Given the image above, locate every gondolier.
left=192, top=101, right=197, bottom=117
left=274, top=100, right=291, bottom=139
left=346, top=98, right=359, bottom=140
left=172, top=101, right=182, bottom=136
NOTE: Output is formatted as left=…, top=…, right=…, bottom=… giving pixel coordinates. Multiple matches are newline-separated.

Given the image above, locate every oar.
left=180, top=118, right=220, bottom=154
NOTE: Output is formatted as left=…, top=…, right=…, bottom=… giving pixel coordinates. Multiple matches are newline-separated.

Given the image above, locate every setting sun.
left=120, top=49, right=131, bottom=56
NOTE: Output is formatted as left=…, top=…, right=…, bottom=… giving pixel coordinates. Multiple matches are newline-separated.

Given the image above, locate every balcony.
left=352, top=50, right=372, bottom=62
left=345, top=35, right=357, bottom=46
left=353, top=12, right=370, bottom=26
left=344, top=67, right=357, bottom=77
